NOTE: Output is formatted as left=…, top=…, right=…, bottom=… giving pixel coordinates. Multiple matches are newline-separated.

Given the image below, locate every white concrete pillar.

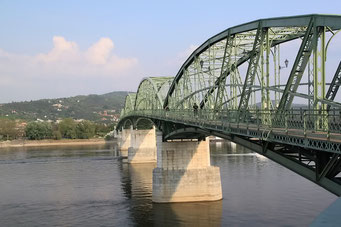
left=152, top=137, right=222, bottom=203
left=128, top=126, right=157, bottom=163
left=119, top=126, right=132, bottom=157
left=117, top=131, right=121, bottom=146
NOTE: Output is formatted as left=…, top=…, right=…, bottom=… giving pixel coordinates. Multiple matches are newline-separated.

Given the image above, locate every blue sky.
left=1, top=0, right=341, bottom=103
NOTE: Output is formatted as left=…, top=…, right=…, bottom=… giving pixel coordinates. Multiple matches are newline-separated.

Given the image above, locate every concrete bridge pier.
left=128, top=126, right=157, bottom=163
left=152, top=137, right=222, bottom=203
left=118, top=126, right=132, bottom=157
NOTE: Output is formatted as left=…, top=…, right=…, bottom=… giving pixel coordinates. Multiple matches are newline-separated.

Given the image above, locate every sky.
left=1, top=0, right=341, bottom=103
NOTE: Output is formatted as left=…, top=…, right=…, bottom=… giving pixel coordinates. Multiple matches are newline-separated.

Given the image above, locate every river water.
left=0, top=141, right=336, bottom=226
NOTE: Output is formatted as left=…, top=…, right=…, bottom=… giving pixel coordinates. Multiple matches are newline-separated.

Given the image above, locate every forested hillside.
left=0, top=91, right=128, bottom=123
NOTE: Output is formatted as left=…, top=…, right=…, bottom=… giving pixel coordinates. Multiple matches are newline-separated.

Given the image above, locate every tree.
left=58, top=118, right=77, bottom=139
left=25, top=122, right=53, bottom=140
left=53, top=130, right=62, bottom=140
left=51, top=123, right=62, bottom=140
left=95, top=123, right=111, bottom=137
left=76, top=120, right=95, bottom=139
left=0, top=118, right=20, bottom=140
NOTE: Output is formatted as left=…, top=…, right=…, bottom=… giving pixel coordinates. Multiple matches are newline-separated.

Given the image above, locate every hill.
left=0, top=91, right=129, bottom=123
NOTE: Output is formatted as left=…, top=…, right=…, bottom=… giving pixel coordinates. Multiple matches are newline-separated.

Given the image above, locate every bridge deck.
left=118, top=14, right=341, bottom=196
left=122, top=110, right=341, bottom=153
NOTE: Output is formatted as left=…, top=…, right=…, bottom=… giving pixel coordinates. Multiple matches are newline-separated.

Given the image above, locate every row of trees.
left=0, top=118, right=23, bottom=140
left=0, top=118, right=114, bottom=141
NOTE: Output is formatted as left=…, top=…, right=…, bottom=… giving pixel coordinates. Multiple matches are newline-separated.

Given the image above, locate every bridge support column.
left=128, top=126, right=157, bottom=163
left=152, top=137, right=222, bottom=203
left=118, top=126, right=132, bottom=157
left=117, top=130, right=121, bottom=145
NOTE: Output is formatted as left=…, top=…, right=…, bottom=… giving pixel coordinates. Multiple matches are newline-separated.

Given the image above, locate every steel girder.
left=199, top=28, right=307, bottom=110
left=166, top=27, right=308, bottom=111
left=121, top=93, right=136, bottom=116
left=120, top=14, right=341, bottom=133
left=164, top=14, right=341, bottom=109
left=326, top=61, right=341, bottom=102
left=119, top=77, right=172, bottom=127
left=119, top=93, right=136, bottom=129
left=134, top=77, right=173, bottom=111
left=158, top=14, right=341, bottom=134
left=119, top=14, right=341, bottom=131
left=238, top=24, right=266, bottom=111
left=118, top=109, right=341, bottom=195
left=118, top=14, right=341, bottom=194
left=276, top=19, right=315, bottom=112
left=227, top=136, right=341, bottom=196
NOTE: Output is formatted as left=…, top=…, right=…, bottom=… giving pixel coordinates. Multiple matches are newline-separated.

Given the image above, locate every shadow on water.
left=153, top=201, right=222, bottom=226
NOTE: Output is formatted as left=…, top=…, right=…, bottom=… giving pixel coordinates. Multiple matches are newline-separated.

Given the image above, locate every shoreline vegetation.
left=0, top=138, right=116, bottom=149
left=0, top=118, right=116, bottom=147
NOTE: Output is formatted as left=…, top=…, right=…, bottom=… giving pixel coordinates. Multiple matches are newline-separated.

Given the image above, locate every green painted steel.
left=134, top=77, right=173, bottom=111
left=120, top=93, right=136, bottom=117
left=117, top=14, right=341, bottom=195
left=326, top=61, right=341, bottom=102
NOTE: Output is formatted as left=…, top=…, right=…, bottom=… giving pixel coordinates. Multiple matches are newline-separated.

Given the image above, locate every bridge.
left=117, top=14, right=341, bottom=203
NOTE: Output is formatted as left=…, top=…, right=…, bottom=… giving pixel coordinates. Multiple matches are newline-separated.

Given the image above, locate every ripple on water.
left=0, top=142, right=336, bottom=226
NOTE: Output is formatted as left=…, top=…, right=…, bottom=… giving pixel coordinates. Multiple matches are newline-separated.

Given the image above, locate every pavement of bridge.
left=125, top=112, right=341, bottom=151
left=187, top=118, right=341, bottom=146
left=234, top=123, right=341, bottom=143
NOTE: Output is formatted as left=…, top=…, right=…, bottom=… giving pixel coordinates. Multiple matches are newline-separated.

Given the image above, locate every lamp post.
left=275, top=59, right=289, bottom=108
left=279, top=59, right=289, bottom=70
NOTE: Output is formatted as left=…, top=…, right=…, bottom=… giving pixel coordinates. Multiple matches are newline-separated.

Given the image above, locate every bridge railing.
left=121, top=108, right=341, bottom=138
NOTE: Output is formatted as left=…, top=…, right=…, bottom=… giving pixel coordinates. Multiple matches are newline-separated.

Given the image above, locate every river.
left=0, top=141, right=336, bottom=226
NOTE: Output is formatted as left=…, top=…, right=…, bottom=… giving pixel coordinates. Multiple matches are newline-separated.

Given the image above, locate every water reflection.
left=119, top=162, right=155, bottom=225
left=0, top=141, right=336, bottom=226
left=0, top=143, right=130, bottom=226
left=211, top=140, right=249, bottom=155
left=153, top=201, right=222, bottom=226
left=0, top=143, right=116, bottom=163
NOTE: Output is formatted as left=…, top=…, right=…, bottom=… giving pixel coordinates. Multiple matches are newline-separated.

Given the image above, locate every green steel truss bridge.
left=117, top=14, right=341, bottom=195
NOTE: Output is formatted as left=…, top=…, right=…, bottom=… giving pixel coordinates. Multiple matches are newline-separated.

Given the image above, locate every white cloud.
left=0, top=36, right=138, bottom=78
left=0, top=36, right=139, bottom=103
left=86, top=37, right=113, bottom=65
left=36, top=36, right=79, bottom=63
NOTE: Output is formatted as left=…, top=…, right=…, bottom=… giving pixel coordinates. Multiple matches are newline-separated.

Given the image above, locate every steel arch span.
left=118, top=14, right=341, bottom=196
left=134, top=77, right=173, bottom=111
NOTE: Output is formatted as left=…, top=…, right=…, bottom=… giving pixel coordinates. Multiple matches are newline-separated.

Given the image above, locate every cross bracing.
left=120, top=93, right=136, bottom=117
left=118, top=14, right=341, bottom=196
left=134, top=77, right=173, bottom=111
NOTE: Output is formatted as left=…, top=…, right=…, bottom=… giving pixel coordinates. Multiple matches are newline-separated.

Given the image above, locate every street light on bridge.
left=279, top=59, right=289, bottom=70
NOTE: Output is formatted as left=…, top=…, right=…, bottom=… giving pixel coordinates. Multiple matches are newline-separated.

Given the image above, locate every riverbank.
left=0, top=138, right=115, bottom=149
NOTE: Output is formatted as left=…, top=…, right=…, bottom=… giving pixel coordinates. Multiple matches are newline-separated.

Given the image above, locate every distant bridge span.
left=118, top=14, right=341, bottom=196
